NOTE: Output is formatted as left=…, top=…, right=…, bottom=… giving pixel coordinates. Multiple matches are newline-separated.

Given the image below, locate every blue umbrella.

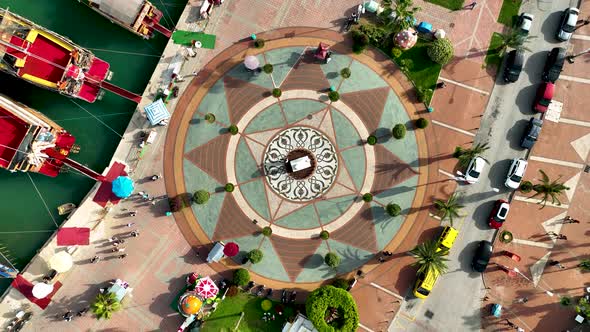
left=111, top=176, right=134, bottom=198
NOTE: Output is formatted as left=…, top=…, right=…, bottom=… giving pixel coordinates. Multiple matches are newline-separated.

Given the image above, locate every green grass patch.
left=424, top=0, right=465, bottom=11
left=202, top=292, right=295, bottom=332
left=497, top=0, right=522, bottom=27
left=484, top=32, right=504, bottom=69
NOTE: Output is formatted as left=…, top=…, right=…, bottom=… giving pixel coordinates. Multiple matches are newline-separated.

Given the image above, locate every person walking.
left=151, top=174, right=161, bottom=181
left=465, top=2, right=477, bottom=10
left=119, top=253, right=128, bottom=259
left=63, top=310, right=73, bottom=322
left=126, top=222, right=135, bottom=227
left=131, top=230, right=139, bottom=237
left=549, top=260, right=565, bottom=269
left=129, top=211, right=137, bottom=217
left=514, top=297, right=528, bottom=304
left=91, top=256, right=100, bottom=264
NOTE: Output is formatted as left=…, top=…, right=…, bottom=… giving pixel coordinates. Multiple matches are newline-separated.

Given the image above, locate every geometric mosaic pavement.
left=179, top=45, right=421, bottom=283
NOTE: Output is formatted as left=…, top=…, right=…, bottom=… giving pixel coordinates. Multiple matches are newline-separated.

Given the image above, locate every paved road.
left=390, top=0, right=576, bottom=330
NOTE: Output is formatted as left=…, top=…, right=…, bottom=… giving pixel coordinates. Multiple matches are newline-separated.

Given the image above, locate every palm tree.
left=434, top=193, right=464, bottom=225
left=457, top=142, right=489, bottom=168
left=409, top=241, right=449, bottom=276
left=495, top=30, right=535, bottom=55
left=386, top=0, right=421, bottom=33
left=529, top=170, right=569, bottom=208
left=91, top=292, right=121, bottom=320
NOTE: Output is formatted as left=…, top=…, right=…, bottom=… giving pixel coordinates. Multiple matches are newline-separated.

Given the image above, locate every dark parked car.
left=503, top=49, right=524, bottom=83
left=521, top=117, right=543, bottom=149
left=542, top=47, right=566, bottom=82
left=472, top=240, right=493, bottom=272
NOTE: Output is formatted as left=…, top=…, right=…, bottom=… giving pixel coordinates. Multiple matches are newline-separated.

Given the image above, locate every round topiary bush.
left=415, top=118, right=429, bottom=129
left=233, top=268, right=250, bottom=286
left=386, top=203, right=401, bottom=217
left=261, top=299, right=273, bottom=311
left=392, top=124, right=406, bottom=139
left=561, top=296, right=572, bottom=306
left=262, top=63, right=273, bottom=74
left=328, top=91, right=340, bottom=102
left=391, top=47, right=403, bottom=58
left=306, top=286, right=359, bottom=331
left=331, top=278, right=350, bottom=290
left=520, top=181, right=533, bottom=193
left=204, top=113, right=216, bottom=123
left=340, top=68, right=351, bottom=79
left=500, top=230, right=513, bottom=244
left=224, top=183, right=235, bottom=192
left=254, top=39, right=265, bottom=48
left=319, top=230, right=330, bottom=240
left=228, top=124, right=239, bottom=135
left=262, top=226, right=272, bottom=237
left=248, top=249, right=264, bottom=264
left=324, top=252, right=341, bottom=268
left=427, top=38, right=454, bottom=65
left=272, top=88, right=282, bottom=98
left=366, top=135, right=377, bottom=145
left=193, top=190, right=210, bottom=205
left=362, top=193, right=373, bottom=202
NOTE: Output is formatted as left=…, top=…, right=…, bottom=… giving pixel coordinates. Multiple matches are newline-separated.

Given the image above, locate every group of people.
left=61, top=307, right=88, bottom=322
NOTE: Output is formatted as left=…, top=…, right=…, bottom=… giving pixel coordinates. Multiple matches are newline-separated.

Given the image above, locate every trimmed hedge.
left=331, top=278, right=350, bottom=290
left=224, top=183, right=235, bottom=192
left=248, top=249, right=263, bottom=264
left=306, top=285, right=359, bottom=332
left=340, top=68, right=351, bottom=78
left=254, top=39, right=265, bottom=48
left=204, top=113, right=216, bottom=123
left=233, top=268, right=250, bottom=286
left=262, top=226, right=272, bottom=237
left=362, top=193, right=373, bottom=202
left=386, top=203, right=401, bottom=217
left=228, top=124, right=239, bottom=135
left=324, top=252, right=341, bottom=268
left=416, top=118, right=429, bottom=129
left=263, top=63, right=273, bottom=74
left=193, top=190, right=210, bottom=205
left=319, top=230, right=330, bottom=240
left=366, top=135, right=377, bottom=145
left=392, top=124, right=406, bottom=139
left=272, top=88, right=282, bottom=98
left=427, top=38, right=454, bottom=65
left=328, top=91, right=340, bottom=102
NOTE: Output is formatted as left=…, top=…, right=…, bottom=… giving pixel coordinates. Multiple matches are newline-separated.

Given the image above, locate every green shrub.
left=248, top=249, right=263, bottom=264
left=415, top=118, right=429, bottom=129
left=328, top=91, right=340, bottom=102
left=224, top=183, right=235, bottom=192
left=453, top=146, right=463, bottom=158
left=331, top=278, right=350, bottom=290
left=261, top=299, right=273, bottom=311
left=359, top=24, right=387, bottom=44
left=169, top=195, right=188, bottom=212
left=500, top=231, right=513, bottom=243
left=272, top=88, right=282, bottom=98
left=366, top=135, right=377, bottom=145
left=306, top=286, right=359, bottom=331
left=391, top=47, right=403, bottom=58
left=204, top=113, right=216, bottom=123
left=193, top=190, right=210, bottom=205
left=579, top=259, right=590, bottom=272
left=520, top=181, right=533, bottom=193
left=427, top=38, right=454, bottom=65
left=262, top=226, right=272, bottom=237
left=351, top=30, right=369, bottom=54
left=362, top=193, right=373, bottom=202
left=416, top=87, right=433, bottom=103
left=262, top=63, right=273, bottom=74
left=392, top=124, right=406, bottom=139
left=324, top=252, right=341, bottom=268
left=228, top=124, right=239, bottom=135
left=340, top=68, right=351, bottom=79
left=386, top=203, right=401, bottom=217
left=319, top=230, right=330, bottom=240
left=254, top=39, right=265, bottom=48
left=561, top=296, right=572, bottom=306
left=233, top=268, right=250, bottom=286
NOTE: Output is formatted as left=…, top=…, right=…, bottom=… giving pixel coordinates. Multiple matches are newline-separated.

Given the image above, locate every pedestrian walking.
left=557, top=234, right=568, bottom=240
left=111, top=247, right=126, bottom=253
left=514, top=297, right=528, bottom=304
left=76, top=307, right=89, bottom=317
left=564, top=215, right=572, bottom=221
left=129, top=211, right=137, bottom=217
left=378, top=256, right=385, bottom=263
left=126, top=222, right=135, bottom=227
left=465, top=1, right=477, bottom=10
left=119, top=253, right=128, bottom=259
left=63, top=310, right=73, bottom=322
left=151, top=174, right=161, bottom=181
left=137, top=191, right=145, bottom=197
left=569, top=219, right=580, bottom=224
left=90, top=256, right=100, bottom=264
left=107, top=237, right=117, bottom=243
left=384, top=251, right=393, bottom=256
left=131, top=230, right=139, bottom=237
left=435, top=82, right=447, bottom=89
left=482, top=296, right=489, bottom=301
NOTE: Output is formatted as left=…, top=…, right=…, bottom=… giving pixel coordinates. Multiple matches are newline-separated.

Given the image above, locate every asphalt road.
left=390, top=0, right=577, bottom=330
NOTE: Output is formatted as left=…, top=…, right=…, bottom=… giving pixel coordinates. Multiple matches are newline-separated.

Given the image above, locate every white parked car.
left=517, top=13, right=534, bottom=35
left=557, top=7, right=579, bottom=41
left=464, top=156, right=485, bottom=184
left=505, top=158, right=528, bottom=189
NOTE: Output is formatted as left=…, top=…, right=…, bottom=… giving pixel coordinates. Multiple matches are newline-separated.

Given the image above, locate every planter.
left=499, top=230, right=513, bottom=243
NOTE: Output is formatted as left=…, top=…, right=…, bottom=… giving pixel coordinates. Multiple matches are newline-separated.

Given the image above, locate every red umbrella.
left=195, top=277, right=219, bottom=299
left=223, top=242, right=239, bottom=257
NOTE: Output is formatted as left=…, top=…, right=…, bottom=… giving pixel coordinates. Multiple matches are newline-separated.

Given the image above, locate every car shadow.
left=540, top=11, right=564, bottom=44
left=472, top=200, right=497, bottom=230
left=522, top=50, right=547, bottom=85
left=487, top=158, right=513, bottom=190
left=506, top=119, right=530, bottom=150
left=457, top=240, right=483, bottom=276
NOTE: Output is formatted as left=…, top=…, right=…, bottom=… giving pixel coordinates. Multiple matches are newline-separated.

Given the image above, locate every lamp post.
left=567, top=47, right=590, bottom=64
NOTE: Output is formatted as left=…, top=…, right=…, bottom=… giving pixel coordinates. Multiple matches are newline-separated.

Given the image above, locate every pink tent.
left=394, top=28, right=418, bottom=50
left=223, top=242, right=239, bottom=257
left=195, top=277, right=219, bottom=299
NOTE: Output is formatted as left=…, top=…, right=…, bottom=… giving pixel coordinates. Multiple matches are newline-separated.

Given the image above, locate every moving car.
left=488, top=200, right=510, bottom=229
left=517, top=13, right=534, bottom=35
left=436, top=226, right=458, bottom=253
left=503, top=49, right=525, bottom=83
left=413, top=269, right=438, bottom=299
left=472, top=240, right=493, bottom=272
left=464, top=156, right=485, bottom=184
left=557, top=7, right=579, bottom=41
left=505, top=158, right=528, bottom=189
left=533, top=82, right=554, bottom=113
left=521, top=118, right=543, bottom=149
left=542, top=47, right=566, bottom=82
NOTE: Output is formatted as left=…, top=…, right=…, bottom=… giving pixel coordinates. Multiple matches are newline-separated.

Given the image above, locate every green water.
left=0, top=0, right=186, bottom=292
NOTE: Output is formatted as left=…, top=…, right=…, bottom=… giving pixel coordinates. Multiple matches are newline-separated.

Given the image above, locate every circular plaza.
left=165, top=28, right=428, bottom=288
